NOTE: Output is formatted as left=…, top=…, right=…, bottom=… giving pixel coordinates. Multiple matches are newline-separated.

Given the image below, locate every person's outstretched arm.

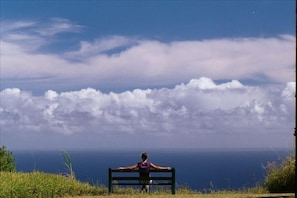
left=118, top=164, right=138, bottom=170
left=150, top=163, right=171, bottom=170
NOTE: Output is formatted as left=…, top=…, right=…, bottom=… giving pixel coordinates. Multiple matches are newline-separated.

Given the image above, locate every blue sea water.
left=13, top=148, right=292, bottom=191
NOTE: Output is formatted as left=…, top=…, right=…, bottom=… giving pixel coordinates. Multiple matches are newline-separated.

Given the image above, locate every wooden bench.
left=108, top=168, right=176, bottom=194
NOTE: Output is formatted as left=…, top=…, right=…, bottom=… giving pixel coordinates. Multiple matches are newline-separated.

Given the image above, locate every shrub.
left=263, top=150, right=295, bottom=193
left=0, top=145, right=16, bottom=172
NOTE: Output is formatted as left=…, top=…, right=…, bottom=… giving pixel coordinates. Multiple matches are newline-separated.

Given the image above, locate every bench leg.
left=172, top=168, right=176, bottom=194
left=108, top=168, right=112, bottom=194
left=108, top=185, right=112, bottom=194
left=171, top=183, right=176, bottom=194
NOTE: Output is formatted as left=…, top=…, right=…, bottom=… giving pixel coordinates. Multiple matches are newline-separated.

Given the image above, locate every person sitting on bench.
left=118, top=152, right=171, bottom=193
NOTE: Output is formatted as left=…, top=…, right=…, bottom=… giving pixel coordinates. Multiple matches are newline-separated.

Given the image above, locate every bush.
left=0, top=145, right=16, bottom=172
left=263, top=150, right=295, bottom=193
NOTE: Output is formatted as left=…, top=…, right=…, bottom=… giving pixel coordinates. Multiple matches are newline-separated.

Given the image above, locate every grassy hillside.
left=0, top=171, right=295, bottom=198
left=0, top=171, right=105, bottom=197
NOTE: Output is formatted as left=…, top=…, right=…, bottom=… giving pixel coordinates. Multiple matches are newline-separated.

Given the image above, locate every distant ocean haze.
left=13, top=148, right=292, bottom=191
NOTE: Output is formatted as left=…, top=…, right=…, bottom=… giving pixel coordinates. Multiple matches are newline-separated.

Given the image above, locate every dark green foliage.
left=263, top=151, right=295, bottom=193
left=0, top=145, right=16, bottom=172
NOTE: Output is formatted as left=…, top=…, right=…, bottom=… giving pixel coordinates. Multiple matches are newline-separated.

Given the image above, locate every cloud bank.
left=0, top=19, right=295, bottom=93
left=0, top=19, right=295, bottom=150
left=0, top=77, right=295, bottom=150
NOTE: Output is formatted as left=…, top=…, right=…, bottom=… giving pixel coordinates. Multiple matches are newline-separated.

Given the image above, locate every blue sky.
left=2, top=1, right=294, bottom=39
left=0, top=0, right=295, bottom=150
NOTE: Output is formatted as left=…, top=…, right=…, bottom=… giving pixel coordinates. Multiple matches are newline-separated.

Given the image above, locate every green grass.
left=0, top=171, right=295, bottom=198
left=0, top=171, right=105, bottom=197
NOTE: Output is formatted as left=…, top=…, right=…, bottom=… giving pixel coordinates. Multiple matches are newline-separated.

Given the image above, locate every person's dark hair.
left=141, top=152, right=148, bottom=160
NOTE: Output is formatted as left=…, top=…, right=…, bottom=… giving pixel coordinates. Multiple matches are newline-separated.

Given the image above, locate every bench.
left=108, top=168, right=176, bottom=194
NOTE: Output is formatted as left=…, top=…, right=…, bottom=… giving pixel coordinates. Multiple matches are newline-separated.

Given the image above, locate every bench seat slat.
left=112, top=176, right=173, bottom=180
left=112, top=169, right=172, bottom=173
left=114, top=183, right=172, bottom=185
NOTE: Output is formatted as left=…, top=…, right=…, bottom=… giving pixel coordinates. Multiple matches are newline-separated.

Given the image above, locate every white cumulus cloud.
left=0, top=77, right=295, bottom=150
left=0, top=19, right=295, bottom=150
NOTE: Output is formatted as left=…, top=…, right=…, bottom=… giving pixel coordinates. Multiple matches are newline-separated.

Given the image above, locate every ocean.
left=13, top=148, right=292, bottom=191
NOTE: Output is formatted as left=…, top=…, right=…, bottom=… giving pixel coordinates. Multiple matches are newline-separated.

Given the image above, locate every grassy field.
left=0, top=171, right=294, bottom=198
